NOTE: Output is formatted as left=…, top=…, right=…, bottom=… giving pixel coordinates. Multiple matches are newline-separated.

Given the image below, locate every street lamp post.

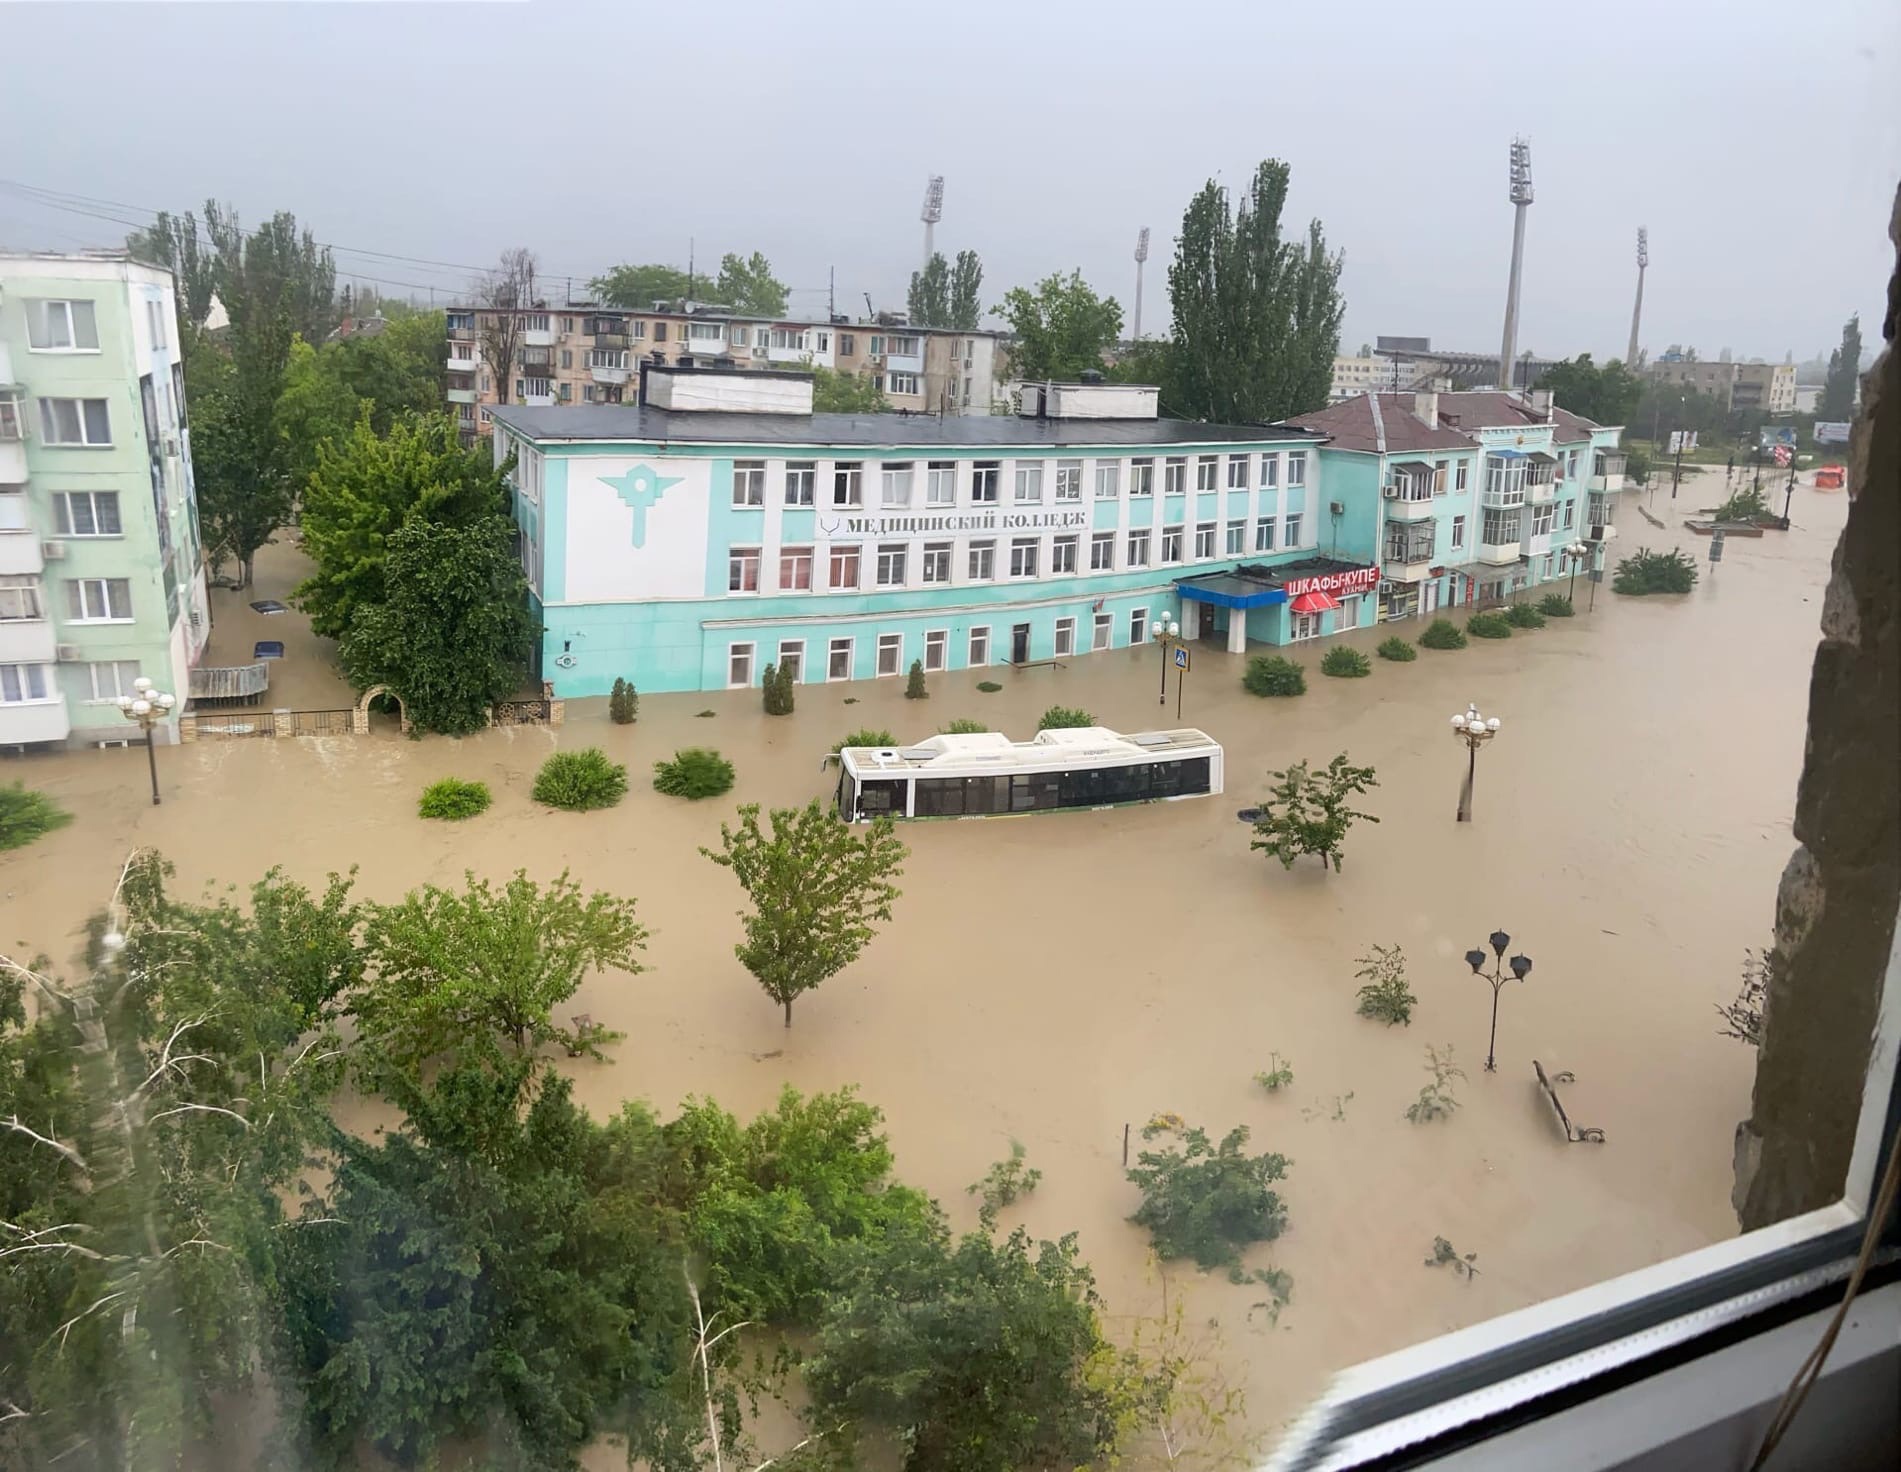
left=1149, top=615, right=1180, bottom=706
left=1450, top=703, right=1499, bottom=823
left=1464, top=929, right=1534, bottom=1072
left=116, top=677, right=177, bottom=806
left=1561, top=541, right=1592, bottom=605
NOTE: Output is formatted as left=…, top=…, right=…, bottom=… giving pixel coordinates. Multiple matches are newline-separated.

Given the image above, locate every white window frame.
left=1055, top=460, right=1084, bottom=502
left=1194, top=522, right=1217, bottom=559
left=26, top=299, right=100, bottom=353
left=1053, top=617, right=1076, bottom=658
left=1092, top=612, right=1112, bottom=651
left=66, top=577, right=132, bottom=623
left=1196, top=455, right=1219, bottom=491
left=779, top=545, right=814, bottom=592
left=785, top=462, right=816, bottom=506
left=1128, top=606, right=1148, bottom=645
left=732, top=460, right=766, bottom=507
left=827, top=636, right=854, bottom=681
left=1457, top=460, right=1471, bottom=490
left=776, top=639, right=804, bottom=683
left=1261, top=452, right=1280, bottom=489
left=38, top=397, right=112, bottom=447
left=84, top=659, right=142, bottom=702
left=875, top=543, right=907, bottom=587
left=923, top=628, right=948, bottom=673
left=967, top=540, right=995, bottom=582
left=1283, top=512, right=1304, bottom=548
left=0, top=576, right=44, bottom=622
left=885, top=372, right=920, bottom=396
left=875, top=633, right=903, bottom=677
left=829, top=545, right=861, bottom=590
left=881, top=462, right=915, bottom=508
left=727, top=642, right=756, bottom=688
left=1090, top=531, right=1116, bottom=571
left=1130, top=458, right=1155, bottom=497
left=921, top=541, right=952, bottom=584
left=968, top=625, right=990, bottom=666
left=1287, top=450, right=1308, bottom=486
left=926, top=461, right=956, bottom=506
left=1014, top=461, right=1044, bottom=504
left=1050, top=535, right=1078, bottom=574
left=833, top=462, right=863, bottom=507
left=1227, top=454, right=1250, bottom=489
left=1256, top=517, right=1276, bottom=552
left=971, top=462, right=1000, bottom=504
left=1226, top=521, right=1246, bottom=556
left=728, top=546, right=761, bottom=593
left=1451, top=514, right=1468, bottom=550
left=1095, top=461, right=1121, bottom=499
left=54, top=490, right=122, bottom=538
left=0, top=663, right=55, bottom=704
left=1163, top=457, right=1187, bottom=495
left=1008, top=537, right=1039, bottom=578
left=1562, top=499, right=1575, bottom=529
left=1127, top=529, right=1151, bottom=567
left=1161, top=525, right=1185, bottom=563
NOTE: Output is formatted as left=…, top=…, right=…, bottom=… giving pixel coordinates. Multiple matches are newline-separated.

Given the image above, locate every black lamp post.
left=1464, top=928, right=1534, bottom=1072
left=1149, top=614, right=1180, bottom=706
left=1449, top=703, right=1499, bottom=823
left=115, top=677, right=177, bottom=806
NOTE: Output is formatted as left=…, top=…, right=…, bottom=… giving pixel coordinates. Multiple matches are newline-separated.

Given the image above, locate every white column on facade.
left=761, top=459, right=785, bottom=593
left=1226, top=608, right=1248, bottom=654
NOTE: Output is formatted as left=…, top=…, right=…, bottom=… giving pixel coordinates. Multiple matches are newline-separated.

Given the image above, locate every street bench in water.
left=1534, top=1060, right=1606, bottom=1144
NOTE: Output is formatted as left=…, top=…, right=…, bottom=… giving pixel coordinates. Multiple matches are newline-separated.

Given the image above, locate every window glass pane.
left=72, top=301, right=100, bottom=350
left=83, top=400, right=110, bottom=443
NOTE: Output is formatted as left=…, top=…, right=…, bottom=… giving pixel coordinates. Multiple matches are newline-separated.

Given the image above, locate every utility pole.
left=1132, top=227, right=1150, bottom=341
left=1626, top=227, right=1648, bottom=367
left=1498, top=139, right=1534, bottom=393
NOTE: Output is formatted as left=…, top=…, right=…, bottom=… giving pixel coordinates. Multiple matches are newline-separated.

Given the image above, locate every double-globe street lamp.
left=1450, top=703, right=1500, bottom=823
left=1464, top=929, right=1534, bottom=1072
left=1149, top=614, right=1181, bottom=706
left=1561, top=541, right=1593, bottom=604
left=116, top=676, right=177, bottom=806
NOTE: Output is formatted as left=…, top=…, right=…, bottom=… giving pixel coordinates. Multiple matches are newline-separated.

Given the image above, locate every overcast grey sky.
left=3, top=0, right=1895, bottom=366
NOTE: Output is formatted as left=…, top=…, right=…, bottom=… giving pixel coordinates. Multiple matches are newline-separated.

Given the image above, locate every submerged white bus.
left=828, top=726, right=1224, bottom=822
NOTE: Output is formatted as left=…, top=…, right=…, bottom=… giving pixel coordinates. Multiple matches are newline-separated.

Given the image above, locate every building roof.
left=490, top=403, right=1327, bottom=450
left=1434, top=391, right=1601, bottom=442
left=1284, top=390, right=1605, bottom=452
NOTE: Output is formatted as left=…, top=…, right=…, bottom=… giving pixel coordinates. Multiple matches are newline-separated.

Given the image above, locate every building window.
left=582, top=385, right=597, bottom=403
left=1194, top=523, right=1216, bottom=558
left=1562, top=499, right=1575, bottom=529
left=1095, top=461, right=1121, bottom=499
left=1287, top=451, right=1307, bottom=486
left=560, top=349, right=573, bottom=370
left=1283, top=512, right=1304, bottom=547
left=869, top=336, right=884, bottom=356
left=1530, top=503, right=1556, bottom=536
left=0, top=576, right=43, bottom=622
left=1456, top=460, right=1470, bottom=491
left=921, top=541, right=951, bottom=583
left=1451, top=515, right=1467, bottom=550
left=1129, top=607, right=1148, bottom=645
left=1433, top=458, right=1449, bottom=494
left=653, top=322, right=668, bottom=341
left=1054, top=617, right=1075, bottom=657
left=777, top=639, right=804, bottom=683
left=732, top=461, right=765, bottom=506
left=830, top=545, right=861, bottom=589
left=1563, top=450, right=1578, bottom=481
left=876, top=633, right=903, bottom=677
left=1482, top=508, right=1520, bottom=545
left=1051, top=535, right=1078, bottom=574
left=554, top=383, right=570, bottom=403
left=876, top=543, right=907, bottom=586
left=85, top=660, right=141, bottom=701
left=1255, top=517, right=1276, bottom=552
left=1130, top=458, right=1154, bottom=496
left=1014, top=461, right=1044, bottom=504
left=816, top=332, right=830, bottom=353
left=1227, top=455, right=1250, bottom=489
left=1194, top=455, right=1218, bottom=491
left=971, top=461, right=1000, bottom=503
left=1009, top=537, right=1039, bottom=578
left=0, top=664, right=53, bottom=703
left=54, top=491, right=122, bottom=537
left=1161, top=525, right=1185, bottom=563
left=780, top=545, right=814, bottom=591
left=1226, top=521, right=1245, bottom=555
left=25, top=299, right=100, bottom=352
left=521, top=377, right=553, bottom=400
left=729, top=326, right=749, bottom=347
left=785, top=462, right=816, bottom=506
left=66, top=577, right=132, bottom=622
left=924, top=629, right=948, bottom=672
left=833, top=462, right=863, bottom=507
left=968, top=626, right=990, bottom=666
left=926, top=461, right=956, bottom=505
left=1127, top=529, right=1151, bottom=567
left=881, top=462, right=915, bottom=507
left=885, top=372, right=920, bottom=396
left=728, top=643, right=755, bottom=687
left=1055, top=460, right=1083, bottom=501
left=1164, top=457, right=1187, bottom=495
left=630, top=320, right=648, bottom=340
left=728, top=546, right=761, bottom=593
left=839, top=332, right=856, bottom=355
left=967, top=540, right=995, bottom=581
left=38, top=397, right=112, bottom=446
left=1261, top=453, right=1280, bottom=488
left=148, top=299, right=169, bottom=350
left=0, top=494, right=24, bottom=533
left=827, top=637, right=853, bottom=681
left=1090, top=531, right=1116, bottom=570
left=1093, top=612, right=1113, bottom=650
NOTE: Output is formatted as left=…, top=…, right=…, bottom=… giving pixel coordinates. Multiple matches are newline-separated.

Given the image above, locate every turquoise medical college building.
left=492, top=367, right=1626, bottom=697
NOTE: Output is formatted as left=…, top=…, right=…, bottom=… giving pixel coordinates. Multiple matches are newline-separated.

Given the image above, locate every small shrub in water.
left=1466, top=611, right=1512, bottom=639
left=1320, top=646, right=1371, bottom=679
left=652, top=748, right=736, bottom=800
left=1126, top=1122, right=1290, bottom=1271
left=904, top=660, right=928, bottom=700
left=0, top=782, right=72, bottom=851
left=1243, top=655, right=1306, bottom=697
left=976, top=680, right=1003, bottom=694
left=1419, top=618, right=1467, bottom=650
left=695, top=709, right=717, bottom=718
left=1404, top=1045, right=1465, bottom=1123
left=1537, top=593, right=1575, bottom=617
left=418, top=777, right=491, bottom=821
left=1037, top=705, right=1095, bottom=730
left=1502, top=603, right=1546, bottom=629
left=533, top=748, right=629, bottom=812
left=1376, top=635, right=1417, bottom=662
left=1354, top=943, right=1415, bottom=1026
left=939, top=718, right=988, bottom=735
left=833, top=728, right=896, bottom=753
left=608, top=677, right=638, bottom=724
left=1254, top=1053, right=1294, bottom=1092
left=968, top=1140, right=1042, bottom=1229
left=1614, top=546, right=1699, bottom=595
left=1426, top=1235, right=1480, bottom=1281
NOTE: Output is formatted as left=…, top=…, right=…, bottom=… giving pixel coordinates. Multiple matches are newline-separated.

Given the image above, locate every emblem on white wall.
left=603, top=464, right=685, bottom=547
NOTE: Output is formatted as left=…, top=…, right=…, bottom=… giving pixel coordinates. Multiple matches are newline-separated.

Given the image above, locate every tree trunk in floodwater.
left=784, top=997, right=793, bottom=1028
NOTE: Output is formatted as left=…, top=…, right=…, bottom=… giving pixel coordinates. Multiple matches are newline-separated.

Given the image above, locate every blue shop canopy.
left=1176, top=574, right=1287, bottom=610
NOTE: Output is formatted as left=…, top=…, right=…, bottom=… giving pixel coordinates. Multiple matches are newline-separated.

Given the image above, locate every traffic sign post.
left=1173, top=645, right=1189, bottom=720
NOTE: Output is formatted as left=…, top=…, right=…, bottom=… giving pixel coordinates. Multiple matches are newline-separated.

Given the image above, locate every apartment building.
left=1286, top=389, right=1627, bottom=620
left=446, top=303, right=1001, bottom=440
left=489, top=365, right=1350, bottom=696
left=0, top=253, right=206, bottom=749
left=1649, top=358, right=1796, bottom=416
left=1329, top=354, right=1398, bottom=401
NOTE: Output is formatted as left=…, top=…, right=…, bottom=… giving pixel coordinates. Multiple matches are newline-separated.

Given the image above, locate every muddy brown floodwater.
left=1, top=478, right=1846, bottom=1462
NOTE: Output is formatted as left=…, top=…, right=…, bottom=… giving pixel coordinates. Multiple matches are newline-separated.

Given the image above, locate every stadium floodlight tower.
left=1626, top=227, right=1649, bottom=367
left=1133, top=227, right=1151, bottom=341
left=1497, top=138, right=1534, bottom=393
left=920, top=175, right=945, bottom=276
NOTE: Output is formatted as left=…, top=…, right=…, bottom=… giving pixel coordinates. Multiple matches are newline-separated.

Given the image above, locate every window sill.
left=40, top=443, right=116, bottom=451
left=66, top=618, right=135, bottom=626
left=26, top=347, right=104, bottom=356
left=55, top=533, right=126, bottom=541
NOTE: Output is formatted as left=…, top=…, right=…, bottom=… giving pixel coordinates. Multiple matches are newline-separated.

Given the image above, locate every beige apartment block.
left=1648, top=359, right=1795, bottom=416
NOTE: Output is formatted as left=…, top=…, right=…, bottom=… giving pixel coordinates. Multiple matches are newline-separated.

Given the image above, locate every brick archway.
left=353, top=685, right=411, bottom=735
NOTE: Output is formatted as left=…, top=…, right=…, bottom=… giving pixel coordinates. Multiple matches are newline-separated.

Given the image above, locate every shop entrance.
left=1197, top=602, right=1218, bottom=642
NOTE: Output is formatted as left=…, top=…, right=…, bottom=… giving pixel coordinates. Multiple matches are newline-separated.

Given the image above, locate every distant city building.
left=1364, top=337, right=1562, bottom=392
left=1648, top=358, right=1795, bottom=415
left=1794, top=385, right=1823, bottom=415
left=0, top=252, right=206, bottom=749
left=1329, top=355, right=1397, bottom=402
left=445, top=302, right=1003, bottom=441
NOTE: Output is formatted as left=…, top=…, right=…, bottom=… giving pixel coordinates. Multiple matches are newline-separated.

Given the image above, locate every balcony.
left=590, top=363, right=631, bottom=386
left=446, top=387, right=478, bottom=405
left=518, top=351, right=556, bottom=374
left=446, top=345, right=480, bottom=372
left=520, top=390, right=557, bottom=408
left=1478, top=539, right=1523, bottom=566
left=447, top=324, right=479, bottom=343
left=1382, top=540, right=1436, bottom=583
left=521, top=323, right=555, bottom=348
left=1384, top=490, right=1435, bottom=523
left=0, top=614, right=56, bottom=664
left=589, top=323, right=630, bottom=349
left=0, top=698, right=70, bottom=746
left=1587, top=496, right=1616, bottom=530
left=0, top=532, right=44, bottom=576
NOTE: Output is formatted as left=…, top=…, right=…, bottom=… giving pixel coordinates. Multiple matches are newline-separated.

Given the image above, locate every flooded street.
left=2, top=477, right=1845, bottom=1456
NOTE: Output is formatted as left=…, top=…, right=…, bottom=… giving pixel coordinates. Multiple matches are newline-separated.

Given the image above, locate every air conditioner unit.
left=56, top=643, right=82, bottom=662
left=41, top=540, right=67, bottom=560
left=1381, top=483, right=1398, bottom=499
left=1330, top=501, right=1346, bottom=516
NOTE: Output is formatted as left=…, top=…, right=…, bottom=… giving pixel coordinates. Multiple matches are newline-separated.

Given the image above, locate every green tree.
left=125, top=210, right=217, bottom=328
left=1533, top=354, right=1643, bottom=426
left=948, top=250, right=985, bottom=331
left=338, top=514, right=537, bottom=735
left=274, top=336, right=360, bottom=493
left=1251, top=753, right=1380, bottom=873
left=295, top=411, right=511, bottom=640
left=806, top=1213, right=1128, bottom=1472
left=995, top=270, right=1123, bottom=383
left=1125, top=1123, right=1291, bottom=1270
left=702, top=800, right=908, bottom=1027
left=353, top=869, right=645, bottom=1073
left=590, top=262, right=694, bottom=309
left=1167, top=160, right=1344, bottom=423
left=908, top=252, right=952, bottom=327
left=332, top=311, right=449, bottom=430
left=810, top=365, right=890, bottom=414
left=1820, top=314, right=1862, bottom=421
left=714, top=251, right=789, bottom=316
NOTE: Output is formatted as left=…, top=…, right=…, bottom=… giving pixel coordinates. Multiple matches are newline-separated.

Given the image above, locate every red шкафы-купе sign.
left=1281, top=566, right=1379, bottom=598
